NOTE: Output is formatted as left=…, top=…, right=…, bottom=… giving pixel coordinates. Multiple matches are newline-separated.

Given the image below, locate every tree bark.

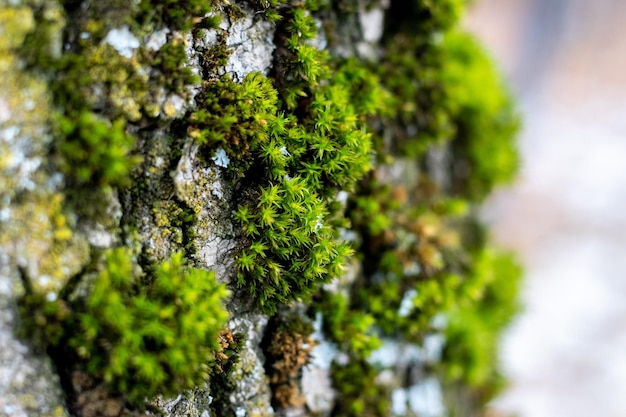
left=0, top=1, right=521, bottom=416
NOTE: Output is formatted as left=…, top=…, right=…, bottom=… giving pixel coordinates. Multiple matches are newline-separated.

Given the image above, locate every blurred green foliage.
left=54, top=111, right=140, bottom=187
left=443, top=249, right=523, bottom=390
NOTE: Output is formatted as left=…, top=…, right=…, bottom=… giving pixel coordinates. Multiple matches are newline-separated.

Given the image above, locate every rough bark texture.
left=1, top=1, right=521, bottom=417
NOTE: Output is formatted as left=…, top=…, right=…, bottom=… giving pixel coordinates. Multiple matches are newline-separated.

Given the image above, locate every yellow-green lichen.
left=48, top=41, right=150, bottom=122
left=152, top=201, right=187, bottom=246
left=0, top=6, right=50, bottom=192
left=0, top=7, right=35, bottom=52
left=0, top=5, right=91, bottom=297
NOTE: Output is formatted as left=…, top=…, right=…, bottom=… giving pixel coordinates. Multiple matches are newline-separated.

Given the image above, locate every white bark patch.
left=174, top=140, right=237, bottom=280
left=224, top=15, right=276, bottom=79
left=103, top=26, right=140, bottom=58
left=146, top=28, right=170, bottom=51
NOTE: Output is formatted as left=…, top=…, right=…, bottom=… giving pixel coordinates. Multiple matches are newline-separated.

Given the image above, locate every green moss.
left=330, top=359, right=390, bottom=417
left=189, top=72, right=279, bottom=167
left=441, top=31, right=521, bottom=200
left=22, top=249, right=230, bottom=408
left=186, top=6, right=389, bottom=314
left=379, top=28, right=520, bottom=199
left=345, top=174, right=463, bottom=338
left=11, top=0, right=524, bottom=414
left=136, top=0, right=220, bottom=31
left=318, top=292, right=381, bottom=359
left=442, top=249, right=522, bottom=393
left=235, top=178, right=353, bottom=315
left=272, top=5, right=331, bottom=110
left=226, top=64, right=380, bottom=314
left=152, top=37, right=201, bottom=95
left=378, top=33, right=454, bottom=157
left=53, top=111, right=141, bottom=188
left=306, top=2, right=523, bottom=414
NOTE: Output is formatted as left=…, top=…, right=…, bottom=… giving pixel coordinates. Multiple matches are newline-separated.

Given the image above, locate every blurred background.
left=465, top=1, right=626, bottom=416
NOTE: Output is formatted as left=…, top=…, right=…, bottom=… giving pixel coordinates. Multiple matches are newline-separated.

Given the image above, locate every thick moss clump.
left=441, top=31, right=521, bottom=200
left=189, top=72, right=279, bottom=166
left=442, top=249, right=522, bottom=392
left=186, top=5, right=389, bottom=314
left=54, top=111, right=140, bottom=187
left=69, top=250, right=229, bottom=404
left=21, top=250, right=229, bottom=407
left=330, top=359, right=391, bottom=417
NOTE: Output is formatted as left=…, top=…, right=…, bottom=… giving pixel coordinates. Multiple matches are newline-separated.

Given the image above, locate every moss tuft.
left=442, top=249, right=522, bottom=392
left=318, top=292, right=381, bottom=359
left=70, top=249, right=229, bottom=405
left=331, top=359, right=390, bottom=417
left=53, top=111, right=140, bottom=188
left=152, top=38, right=201, bottom=95
left=20, top=249, right=230, bottom=408
left=188, top=14, right=389, bottom=314
left=189, top=72, right=279, bottom=167
left=137, top=0, right=220, bottom=31
left=441, top=31, right=521, bottom=200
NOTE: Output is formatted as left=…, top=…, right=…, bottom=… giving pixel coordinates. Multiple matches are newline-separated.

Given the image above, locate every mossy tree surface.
left=2, top=0, right=521, bottom=416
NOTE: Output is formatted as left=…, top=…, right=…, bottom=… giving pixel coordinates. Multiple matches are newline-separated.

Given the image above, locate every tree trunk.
left=0, top=1, right=522, bottom=417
